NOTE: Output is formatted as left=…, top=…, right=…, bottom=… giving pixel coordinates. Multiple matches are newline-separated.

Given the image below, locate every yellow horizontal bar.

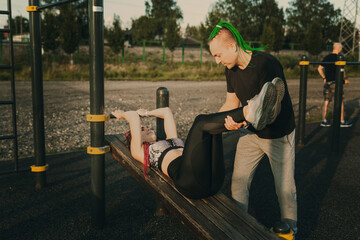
left=299, top=61, right=309, bottom=65
left=86, top=114, right=110, bottom=122
left=30, top=164, right=49, bottom=172
left=87, top=146, right=110, bottom=155
left=27, top=6, right=38, bottom=12
left=335, top=61, right=346, bottom=65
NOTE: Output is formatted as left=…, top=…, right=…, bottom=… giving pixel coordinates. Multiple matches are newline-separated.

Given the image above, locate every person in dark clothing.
left=208, top=21, right=297, bottom=235
left=317, top=42, right=352, bottom=127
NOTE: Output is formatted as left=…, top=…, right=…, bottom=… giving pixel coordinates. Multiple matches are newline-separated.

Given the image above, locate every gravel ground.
left=1, top=78, right=360, bottom=161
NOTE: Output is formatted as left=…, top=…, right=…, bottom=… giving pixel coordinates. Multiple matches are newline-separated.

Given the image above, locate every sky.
left=0, top=0, right=346, bottom=30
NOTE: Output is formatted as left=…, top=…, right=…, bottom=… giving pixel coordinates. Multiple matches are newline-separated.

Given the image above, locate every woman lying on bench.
left=112, top=79, right=284, bottom=199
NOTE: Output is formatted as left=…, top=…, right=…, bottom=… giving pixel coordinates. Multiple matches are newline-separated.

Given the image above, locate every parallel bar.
left=182, top=41, right=185, bottom=64
left=142, top=41, right=145, bottom=63
left=89, top=0, right=105, bottom=229
left=308, top=61, right=360, bottom=65
left=0, top=65, right=12, bottom=69
left=0, top=135, right=15, bottom=140
left=37, top=0, right=77, bottom=10
left=296, top=55, right=308, bottom=146
left=29, top=0, right=46, bottom=188
left=0, top=101, right=13, bottom=105
left=155, top=87, right=169, bottom=216
left=8, top=0, right=19, bottom=171
left=156, top=87, right=169, bottom=140
left=200, top=42, right=203, bottom=66
left=0, top=29, right=10, bottom=33
left=331, top=54, right=344, bottom=152
left=0, top=10, right=9, bottom=14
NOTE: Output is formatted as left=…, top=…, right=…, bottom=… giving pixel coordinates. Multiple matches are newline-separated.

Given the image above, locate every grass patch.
left=7, top=50, right=360, bottom=81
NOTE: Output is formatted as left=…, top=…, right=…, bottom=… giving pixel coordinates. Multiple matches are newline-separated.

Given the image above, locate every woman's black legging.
left=167, top=107, right=245, bottom=199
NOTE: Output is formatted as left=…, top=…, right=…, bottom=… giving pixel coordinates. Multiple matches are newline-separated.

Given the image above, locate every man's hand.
left=224, top=115, right=246, bottom=131
left=345, top=79, right=350, bottom=85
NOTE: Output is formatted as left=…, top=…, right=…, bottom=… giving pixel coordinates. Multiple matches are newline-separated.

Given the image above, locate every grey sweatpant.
left=231, top=129, right=297, bottom=229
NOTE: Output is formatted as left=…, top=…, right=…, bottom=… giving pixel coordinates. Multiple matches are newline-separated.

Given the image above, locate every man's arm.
left=317, top=65, right=326, bottom=83
left=219, top=92, right=241, bottom=112
left=219, top=92, right=246, bottom=130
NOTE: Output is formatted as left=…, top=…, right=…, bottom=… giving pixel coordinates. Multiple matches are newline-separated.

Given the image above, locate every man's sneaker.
left=320, top=120, right=331, bottom=127
left=270, top=77, right=285, bottom=123
left=246, top=82, right=277, bottom=130
left=340, top=120, right=352, bottom=128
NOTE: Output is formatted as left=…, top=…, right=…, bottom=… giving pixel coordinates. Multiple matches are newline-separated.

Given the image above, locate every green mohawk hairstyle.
left=209, top=21, right=264, bottom=53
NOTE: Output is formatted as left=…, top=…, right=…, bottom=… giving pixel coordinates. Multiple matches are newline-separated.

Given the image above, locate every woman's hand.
left=136, top=109, right=149, bottom=117
left=111, top=110, right=125, bottom=120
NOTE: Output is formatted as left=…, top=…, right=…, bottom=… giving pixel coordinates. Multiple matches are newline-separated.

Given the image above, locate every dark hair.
left=124, top=130, right=131, bottom=149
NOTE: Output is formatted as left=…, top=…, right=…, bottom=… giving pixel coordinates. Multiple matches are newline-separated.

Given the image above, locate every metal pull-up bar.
left=27, top=0, right=78, bottom=12
left=297, top=55, right=360, bottom=152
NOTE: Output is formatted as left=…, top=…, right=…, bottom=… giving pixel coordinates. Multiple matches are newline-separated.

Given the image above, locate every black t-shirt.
left=225, top=51, right=295, bottom=139
left=321, top=54, right=337, bottom=83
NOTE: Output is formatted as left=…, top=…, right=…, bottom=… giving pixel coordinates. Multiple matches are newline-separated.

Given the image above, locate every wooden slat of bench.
left=150, top=158, right=254, bottom=240
left=206, top=195, right=278, bottom=240
left=106, top=134, right=279, bottom=240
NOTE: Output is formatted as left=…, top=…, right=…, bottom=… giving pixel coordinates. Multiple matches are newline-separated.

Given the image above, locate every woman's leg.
left=167, top=80, right=282, bottom=198
left=167, top=107, right=246, bottom=199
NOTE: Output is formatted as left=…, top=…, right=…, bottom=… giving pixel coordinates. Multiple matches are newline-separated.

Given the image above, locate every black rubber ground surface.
left=1, top=119, right=359, bottom=240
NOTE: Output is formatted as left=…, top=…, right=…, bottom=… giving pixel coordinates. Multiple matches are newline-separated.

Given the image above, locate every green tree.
left=74, top=0, right=89, bottom=44
left=105, top=15, right=125, bottom=64
left=261, top=17, right=285, bottom=52
left=286, top=0, right=341, bottom=48
left=260, top=24, right=275, bottom=52
left=201, top=0, right=284, bottom=49
left=131, top=16, right=158, bottom=42
left=305, top=21, right=324, bottom=55
left=59, top=3, right=79, bottom=65
left=185, top=24, right=201, bottom=40
left=164, top=18, right=182, bottom=62
left=41, top=10, right=60, bottom=65
left=145, top=0, right=183, bottom=39
left=10, top=16, right=29, bottom=35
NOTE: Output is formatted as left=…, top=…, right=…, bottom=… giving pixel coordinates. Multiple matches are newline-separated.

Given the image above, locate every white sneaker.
left=270, top=77, right=285, bottom=123
left=246, top=82, right=276, bottom=130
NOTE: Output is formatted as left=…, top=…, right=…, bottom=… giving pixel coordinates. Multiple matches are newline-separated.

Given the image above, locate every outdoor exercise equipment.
left=0, top=0, right=18, bottom=174
left=297, top=55, right=360, bottom=152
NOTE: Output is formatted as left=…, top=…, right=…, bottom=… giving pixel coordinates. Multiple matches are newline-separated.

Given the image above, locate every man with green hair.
left=208, top=21, right=297, bottom=235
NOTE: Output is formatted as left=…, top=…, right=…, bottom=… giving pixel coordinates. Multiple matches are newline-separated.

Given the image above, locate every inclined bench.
left=105, top=134, right=279, bottom=240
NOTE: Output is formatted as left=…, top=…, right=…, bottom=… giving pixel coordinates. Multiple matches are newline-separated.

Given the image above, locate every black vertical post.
left=182, top=41, right=185, bottom=65
left=29, top=0, right=46, bottom=188
left=89, top=0, right=105, bottom=229
left=296, top=55, right=308, bottom=146
left=156, top=87, right=169, bottom=140
left=155, top=87, right=169, bottom=216
left=8, top=0, right=19, bottom=171
left=331, top=55, right=345, bottom=152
